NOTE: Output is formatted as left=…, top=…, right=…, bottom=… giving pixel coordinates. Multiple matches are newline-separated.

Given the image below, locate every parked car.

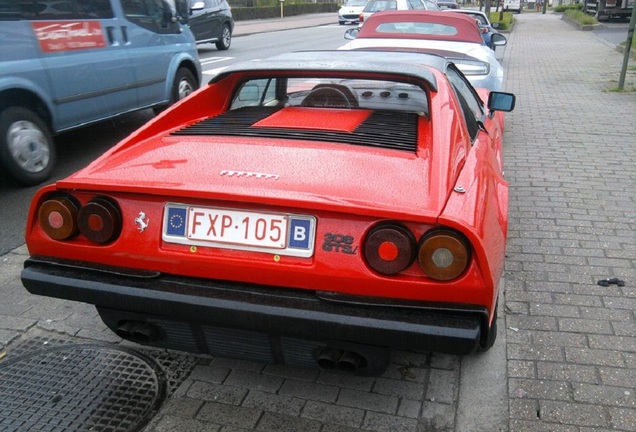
left=436, top=0, right=460, bottom=9
left=341, top=10, right=507, bottom=90
left=338, top=0, right=368, bottom=24
left=448, top=8, right=500, bottom=49
left=503, top=0, right=522, bottom=13
left=0, top=0, right=201, bottom=186
left=22, top=49, right=515, bottom=376
left=187, top=0, right=234, bottom=49
left=358, top=0, right=440, bottom=25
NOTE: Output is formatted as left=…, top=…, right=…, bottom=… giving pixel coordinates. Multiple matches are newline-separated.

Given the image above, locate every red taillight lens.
left=77, top=197, right=121, bottom=244
left=418, top=230, right=470, bottom=281
left=364, top=224, right=416, bottom=275
left=38, top=196, right=80, bottom=240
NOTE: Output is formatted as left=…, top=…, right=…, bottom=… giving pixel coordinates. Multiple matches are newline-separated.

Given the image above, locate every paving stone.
left=223, top=369, right=284, bottom=393
left=565, top=347, right=626, bottom=367
left=196, top=402, right=262, bottom=429
left=242, top=390, right=306, bottom=417
left=536, top=362, right=599, bottom=384
left=425, top=369, right=458, bottom=404
left=508, top=379, right=571, bottom=402
left=255, top=412, right=322, bottom=432
left=372, top=377, right=425, bottom=400
left=396, top=399, right=421, bottom=419
left=301, top=401, right=364, bottom=428
left=360, top=411, right=418, bottom=432
left=186, top=381, right=248, bottom=405
left=418, top=401, right=455, bottom=432
left=573, top=383, right=636, bottom=408
left=279, top=378, right=339, bottom=403
left=189, top=364, right=232, bottom=384
left=608, top=407, right=636, bottom=431
left=538, top=400, right=609, bottom=427
left=148, top=415, right=221, bottom=432
left=337, top=388, right=399, bottom=415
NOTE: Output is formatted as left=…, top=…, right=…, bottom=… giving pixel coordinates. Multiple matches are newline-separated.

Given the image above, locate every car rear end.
left=22, top=59, right=502, bottom=374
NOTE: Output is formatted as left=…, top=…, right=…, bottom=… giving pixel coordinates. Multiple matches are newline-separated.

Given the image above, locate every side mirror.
left=492, top=22, right=500, bottom=29
left=488, top=91, right=516, bottom=112
left=491, top=33, right=507, bottom=46
left=344, top=28, right=359, bottom=40
left=191, top=1, right=205, bottom=11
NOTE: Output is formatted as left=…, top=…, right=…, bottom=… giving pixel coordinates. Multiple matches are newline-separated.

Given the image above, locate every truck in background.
left=582, top=0, right=633, bottom=21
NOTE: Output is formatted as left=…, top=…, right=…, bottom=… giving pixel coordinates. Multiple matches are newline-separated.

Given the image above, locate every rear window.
left=363, top=1, right=397, bottom=12
left=375, top=22, right=459, bottom=36
left=230, top=77, right=429, bottom=116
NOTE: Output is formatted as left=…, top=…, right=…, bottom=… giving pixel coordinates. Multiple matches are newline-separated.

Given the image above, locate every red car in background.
left=22, top=50, right=515, bottom=375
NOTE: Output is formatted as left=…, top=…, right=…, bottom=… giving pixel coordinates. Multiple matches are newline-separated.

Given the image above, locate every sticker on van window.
left=32, top=21, right=106, bottom=53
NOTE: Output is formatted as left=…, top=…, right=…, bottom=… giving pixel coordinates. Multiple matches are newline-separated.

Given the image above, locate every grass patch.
left=489, top=11, right=514, bottom=30
left=554, top=3, right=583, bottom=12
left=563, top=9, right=598, bottom=25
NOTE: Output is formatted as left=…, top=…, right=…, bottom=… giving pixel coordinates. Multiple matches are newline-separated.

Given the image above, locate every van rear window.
left=0, top=0, right=114, bottom=20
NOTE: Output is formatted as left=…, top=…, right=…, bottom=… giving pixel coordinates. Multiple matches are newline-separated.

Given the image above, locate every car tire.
left=171, top=67, right=197, bottom=104
left=215, top=24, right=232, bottom=51
left=0, top=107, right=55, bottom=186
left=479, top=303, right=498, bottom=352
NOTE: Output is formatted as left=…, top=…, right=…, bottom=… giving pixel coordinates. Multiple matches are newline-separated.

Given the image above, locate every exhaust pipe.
left=337, top=350, right=363, bottom=372
left=116, top=320, right=160, bottom=343
left=317, top=348, right=366, bottom=372
left=317, top=348, right=342, bottom=369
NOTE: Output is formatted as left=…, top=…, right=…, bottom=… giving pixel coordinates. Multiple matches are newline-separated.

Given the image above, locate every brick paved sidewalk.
left=501, top=12, right=636, bottom=432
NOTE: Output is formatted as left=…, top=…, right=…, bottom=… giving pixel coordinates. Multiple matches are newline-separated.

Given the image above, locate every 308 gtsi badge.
left=22, top=50, right=515, bottom=375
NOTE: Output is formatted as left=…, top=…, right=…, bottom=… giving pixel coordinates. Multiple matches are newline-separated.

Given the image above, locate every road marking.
left=199, top=57, right=234, bottom=66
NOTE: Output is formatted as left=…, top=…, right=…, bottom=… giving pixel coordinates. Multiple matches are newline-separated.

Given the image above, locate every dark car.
left=436, top=0, right=460, bottom=9
left=188, top=0, right=233, bottom=49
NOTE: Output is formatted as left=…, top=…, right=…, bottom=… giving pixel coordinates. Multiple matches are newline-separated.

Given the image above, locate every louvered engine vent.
left=172, top=107, right=418, bottom=152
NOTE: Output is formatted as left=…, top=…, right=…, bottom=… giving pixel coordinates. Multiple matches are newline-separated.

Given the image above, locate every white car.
left=359, top=0, right=440, bottom=26
left=339, top=0, right=368, bottom=25
left=341, top=10, right=507, bottom=91
left=503, top=0, right=522, bottom=13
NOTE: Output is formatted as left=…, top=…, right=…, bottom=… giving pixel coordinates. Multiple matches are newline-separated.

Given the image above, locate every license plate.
left=162, top=203, right=316, bottom=257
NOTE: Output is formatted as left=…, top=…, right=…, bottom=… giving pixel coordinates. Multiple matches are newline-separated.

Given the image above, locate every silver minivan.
left=0, top=0, right=202, bottom=185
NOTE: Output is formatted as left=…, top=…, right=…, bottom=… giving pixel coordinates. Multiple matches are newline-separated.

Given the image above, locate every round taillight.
left=364, top=224, right=416, bottom=275
left=418, top=230, right=470, bottom=281
left=77, top=197, right=121, bottom=244
left=38, top=196, right=80, bottom=240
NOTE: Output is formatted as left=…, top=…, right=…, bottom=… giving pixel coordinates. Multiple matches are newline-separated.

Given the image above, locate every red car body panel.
left=22, top=51, right=513, bottom=372
left=357, top=10, right=484, bottom=44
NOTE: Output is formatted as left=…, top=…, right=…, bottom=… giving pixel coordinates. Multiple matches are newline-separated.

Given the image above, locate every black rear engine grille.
left=172, top=107, right=418, bottom=152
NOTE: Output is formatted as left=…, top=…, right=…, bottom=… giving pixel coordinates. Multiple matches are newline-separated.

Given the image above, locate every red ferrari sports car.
left=22, top=51, right=515, bottom=375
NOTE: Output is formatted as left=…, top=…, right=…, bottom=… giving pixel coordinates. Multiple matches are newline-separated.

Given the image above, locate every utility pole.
left=618, top=1, right=636, bottom=90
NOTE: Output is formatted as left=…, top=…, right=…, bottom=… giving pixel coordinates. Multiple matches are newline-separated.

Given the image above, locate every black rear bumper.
left=22, top=257, right=487, bottom=373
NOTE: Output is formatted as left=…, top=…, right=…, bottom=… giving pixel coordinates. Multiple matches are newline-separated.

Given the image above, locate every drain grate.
left=0, top=336, right=196, bottom=432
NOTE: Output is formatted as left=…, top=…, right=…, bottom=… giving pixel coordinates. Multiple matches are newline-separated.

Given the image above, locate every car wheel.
left=0, top=107, right=55, bottom=186
left=339, top=21, right=345, bottom=25
left=173, top=68, right=196, bottom=103
left=215, top=24, right=232, bottom=51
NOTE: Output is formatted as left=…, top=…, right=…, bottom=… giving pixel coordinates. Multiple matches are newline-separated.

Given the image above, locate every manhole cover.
left=0, top=344, right=167, bottom=432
